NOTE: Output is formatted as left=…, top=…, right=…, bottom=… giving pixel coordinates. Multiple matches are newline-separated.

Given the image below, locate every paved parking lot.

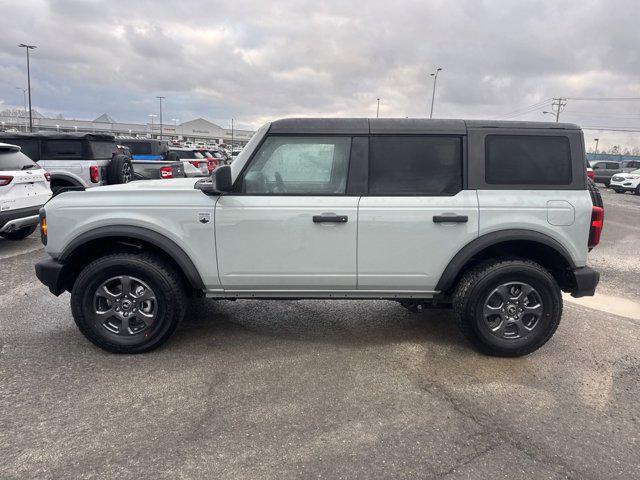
left=1, top=188, right=639, bottom=479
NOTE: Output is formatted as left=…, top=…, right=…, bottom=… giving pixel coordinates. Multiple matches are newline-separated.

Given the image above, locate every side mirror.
left=212, top=165, right=233, bottom=192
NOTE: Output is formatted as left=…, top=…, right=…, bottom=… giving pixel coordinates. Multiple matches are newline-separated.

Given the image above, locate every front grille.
left=611, top=176, right=625, bottom=182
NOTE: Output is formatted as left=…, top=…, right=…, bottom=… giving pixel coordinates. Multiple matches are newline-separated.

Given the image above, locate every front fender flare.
left=59, top=225, right=205, bottom=290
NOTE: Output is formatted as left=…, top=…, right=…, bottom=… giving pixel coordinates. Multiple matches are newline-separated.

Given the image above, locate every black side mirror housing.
left=196, top=165, right=233, bottom=196
left=212, top=165, right=233, bottom=192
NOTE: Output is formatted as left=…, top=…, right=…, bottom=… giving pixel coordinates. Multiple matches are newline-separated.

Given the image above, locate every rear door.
left=215, top=135, right=359, bottom=291
left=357, top=135, right=479, bottom=291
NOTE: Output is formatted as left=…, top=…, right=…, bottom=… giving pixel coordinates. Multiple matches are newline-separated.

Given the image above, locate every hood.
left=88, top=177, right=200, bottom=192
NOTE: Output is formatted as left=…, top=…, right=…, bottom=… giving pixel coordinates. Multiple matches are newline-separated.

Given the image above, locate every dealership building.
left=0, top=111, right=255, bottom=146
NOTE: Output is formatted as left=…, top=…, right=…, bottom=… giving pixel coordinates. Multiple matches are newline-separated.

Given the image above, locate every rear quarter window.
left=43, top=140, right=84, bottom=159
left=90, top=141, right=118, bottom=159
left=485, top=135, right=572, bottom=185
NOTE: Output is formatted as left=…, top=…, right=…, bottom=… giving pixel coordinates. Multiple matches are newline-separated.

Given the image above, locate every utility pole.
left=429, top=67, right=442, bottom=119
left=544, top=97, right=567, bottom=122
left=376, top=98, right=380, bottom=118
left=156, top=96, right=165, bottom=140
left=18, top=44, right=37, bottom=132
left=231, top=119, right=234, bottom=151
left=594, top=138, right=599, bottom=154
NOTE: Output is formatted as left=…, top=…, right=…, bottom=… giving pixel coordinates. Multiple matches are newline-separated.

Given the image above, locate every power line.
left=502, top=99, right=552, bottom=118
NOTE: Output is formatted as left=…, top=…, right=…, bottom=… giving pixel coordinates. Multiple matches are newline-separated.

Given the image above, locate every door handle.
left=313, top=214, right=348, bottom=223
left=433, top=215, right=468, bottom=223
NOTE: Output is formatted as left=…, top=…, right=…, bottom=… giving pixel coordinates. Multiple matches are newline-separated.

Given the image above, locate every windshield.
left=231, top=122, right=270, bottom=181
left=0, top=149, right=38, bottom=171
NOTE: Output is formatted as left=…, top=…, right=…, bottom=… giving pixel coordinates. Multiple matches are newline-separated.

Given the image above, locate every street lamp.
left=376, top=98, right=380, bottom=118
left=156, top=96, right=165, bottom=140
left=429, top=67, right=442, bottom=119
left=15, top=87, right=28, bottom=131
left=594, top=138, right=600, bottom=154
left=148, top=114, right=157, bottom=137
left=18, top=44, right=36, bottom=132
left=172, top=118, right=180, bottom=141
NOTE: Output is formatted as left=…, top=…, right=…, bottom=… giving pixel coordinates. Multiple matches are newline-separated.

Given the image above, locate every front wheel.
left=453, top=260, right=562, bottom=357
left=71, top=253, right=186, bottom=353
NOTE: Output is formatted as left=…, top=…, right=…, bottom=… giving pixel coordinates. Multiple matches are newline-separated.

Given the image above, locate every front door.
left=357, top=135, right=479, bottom=292
left=215, top=135, right=358, bottom=291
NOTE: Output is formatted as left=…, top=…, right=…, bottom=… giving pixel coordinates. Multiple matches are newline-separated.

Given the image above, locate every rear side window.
left=0, top=150, right=37, bottom=171
left=606, top=162, right=620, bottom=169
left=369, top=136, right=462, bottom=195
left=121, top=142, right=152, bottom=155
left=485, top=135, right=571, bottom=185
left=172, top=150, right=203, bottom=160
left=43, top=140, right=83, bottom=159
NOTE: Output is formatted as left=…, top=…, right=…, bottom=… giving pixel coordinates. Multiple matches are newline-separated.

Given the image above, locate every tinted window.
left=241, top=136, right=351, bottom=194
left=592, top=162, right=605, bottom=170
left=171, top=150, right=203, bottom=160
left=0, top=150, right=37, bottom=171
left=43, top=140, right=83, bottom=159
left=606, top=162, right=620, bottom=169
left=121, top=142, right=152, bottom=155
left=485, top=135, right=571, bottom=185
left=2, top=139, right=40, bottom=161
left=90, top=141, right=117, bottom=159
left=369, top=136, right=462, bottom=195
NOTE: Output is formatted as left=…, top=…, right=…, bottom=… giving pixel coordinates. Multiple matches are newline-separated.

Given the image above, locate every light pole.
left=18, top=44, right=36, bottom=132
left=429, top=67, right=442, bottom=119
left=156, top=96, right=165, bottom=140
left=376, top=98, right=380, bottom=118
left=15, top=87, right=27, bottom=131
left=231, top=119, right=234, bottom=150
left=172, top=119, right=180, bottom=141
left=594, top=138, right=600, bottom=154
left=148, top=114, right=157, bottom=137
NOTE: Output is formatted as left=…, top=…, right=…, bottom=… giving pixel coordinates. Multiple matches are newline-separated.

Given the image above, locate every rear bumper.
left=0, top=205, right=42, bottom=233
left=570, top=266, right=599, bottom=298
left=35, top=256, right=67, bottom=296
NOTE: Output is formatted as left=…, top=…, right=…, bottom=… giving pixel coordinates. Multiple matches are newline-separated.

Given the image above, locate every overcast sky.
left=1, top=0, right=639, bottom=149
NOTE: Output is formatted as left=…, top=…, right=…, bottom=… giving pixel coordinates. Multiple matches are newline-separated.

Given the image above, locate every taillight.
left=588, top=206, right=604, bottom=248
left=189, top=161, right=201, bottom=168
left=160, top=166, right=173, bottom=179
left=44, top=172, right=51, bottom=182
left=586, top=170, right=595, bottom=181
left=0, top=175, right=13, bottom=186
left=39, top=208, right=47, bottom=245
left=90, top=165, right=99, bottom=183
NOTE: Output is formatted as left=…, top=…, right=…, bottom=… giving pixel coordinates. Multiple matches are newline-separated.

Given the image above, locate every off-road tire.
left=71, top=253, right=186, bottom=353
left=588, top=179, right=603, bottom=207
left=453, top=259, right=562, bottom=357
left=0, top=224, right=37, bottom=240
left=107, top=154, right=134, bottom=185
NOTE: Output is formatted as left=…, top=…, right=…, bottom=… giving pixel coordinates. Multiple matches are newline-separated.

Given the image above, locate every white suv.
left=0, top=143, right=52, bottom=240
left=35, top=119, right=602, bottom=356
left=610, top=169, right=640, bottom=195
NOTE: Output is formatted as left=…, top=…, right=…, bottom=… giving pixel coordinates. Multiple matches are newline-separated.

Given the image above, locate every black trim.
left=435, top=229, right=577, bottom=292
left=346, top=136, right=368, bottom=195
left=0, top=205, right=42, bottom=230
left=433, top=215, right=468, bottom=223
left=35, top=256, right=67, bottom=296
left=50, top=173, right=83, bottom=187
left=59, top=225, right=206, bottom=290
left=313, top=215, right=348, bottom=223
left=571, top=266, right=599, bottom=298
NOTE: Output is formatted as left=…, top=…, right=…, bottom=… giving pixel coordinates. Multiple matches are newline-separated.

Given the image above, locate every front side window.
left=369, top=136, right=462, bottom=195
left=485, top=135, right=572, bottom=185
left=240, top=136, right=351, bottom=194
left=606, top=162, right=620, bottom=169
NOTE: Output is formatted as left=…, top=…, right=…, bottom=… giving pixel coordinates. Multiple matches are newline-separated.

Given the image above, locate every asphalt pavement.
left=1, top=187, right=639, bottom=479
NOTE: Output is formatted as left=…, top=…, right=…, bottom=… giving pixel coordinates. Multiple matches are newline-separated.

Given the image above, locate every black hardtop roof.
left=0, top=132, right=116, bottom=141
left=268, top=118, right=580, bottom=135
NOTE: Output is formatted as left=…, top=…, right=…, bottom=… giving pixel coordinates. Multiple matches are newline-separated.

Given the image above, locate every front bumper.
left=570, top=266, right=599, bottom=298
left=609, top=182, right=637, bottom=191
left=0, top=205, right=42, bottom=233
left=35, top=256, right=68, bottom=296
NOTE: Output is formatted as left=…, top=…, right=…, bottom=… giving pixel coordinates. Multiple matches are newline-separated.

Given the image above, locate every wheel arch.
left=50, top=173, right=83, bottom=188
left=436, top=229, right=577, bottom=294
left=59, top=225, right=206, bottom=292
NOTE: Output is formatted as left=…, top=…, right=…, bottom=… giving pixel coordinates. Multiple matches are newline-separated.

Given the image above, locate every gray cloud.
left=1, top=0, right=639, bottom=148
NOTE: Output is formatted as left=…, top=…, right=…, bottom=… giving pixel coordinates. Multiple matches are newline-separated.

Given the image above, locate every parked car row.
left=589, top=159, right=640, bottom=187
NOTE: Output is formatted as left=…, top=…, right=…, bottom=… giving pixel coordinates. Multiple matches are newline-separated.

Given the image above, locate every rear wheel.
left=0, top=224, right=37, bottom=240
left=71, top=253, right=186, bottom=353
left=453, top=259, right=562, bottom=357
